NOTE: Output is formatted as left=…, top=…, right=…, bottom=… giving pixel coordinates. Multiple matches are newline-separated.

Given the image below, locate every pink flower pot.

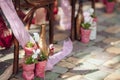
left=106, top=1, right=115, bottom=13
left=81, top=28, right=91, bottom=43
left=35, top=60, right=47, bottom=78
left=22, top=63, right=35, bottom=80
left=24, top=44, right=37, bottom=57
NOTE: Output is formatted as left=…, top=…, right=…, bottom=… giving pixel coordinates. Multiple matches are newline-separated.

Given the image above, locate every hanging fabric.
left=59, top=0, right=71, bottom=30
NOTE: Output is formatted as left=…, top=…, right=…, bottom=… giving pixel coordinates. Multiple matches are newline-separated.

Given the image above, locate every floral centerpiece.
left=35, top=49, right=48, bottom=79
left=80, top=8, right=93, bottom=43
left=24, top=41, right=37, bottom=57
left=22, top=24, right=49, bottom=80
left=22, top=50, right=38, bottom=80
left=105, top=0, right=115, bottom=13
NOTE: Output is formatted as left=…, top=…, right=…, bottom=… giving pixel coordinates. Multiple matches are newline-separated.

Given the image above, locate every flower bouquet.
left=22, top=52, right=38, bottom=80
left=24, top=41, right=37, bottom=57
left=35, top=50, right=48, bottom=79
left=105, top=0, right=115, bottom=13
left=80, top=9, right=93, bottom=43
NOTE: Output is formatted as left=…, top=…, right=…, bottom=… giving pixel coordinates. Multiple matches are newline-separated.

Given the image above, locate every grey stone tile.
left=52, top=66, right=68, bottom=74
left=94, top=41, right=109, bottom=48
left=45, top=72, right=60, bottom=80
left=115, top=32, right=120, bottom=38
left=94, top=35, right=106, bottom=42
left=104, top=72, right=120, bottom=80
left=97, top=31, right=114, bottom=38
left=73, top=51, right=90, bottom=59
left=56, top=78, right=63, bottom=80
left=60, top=72, right=83, bottom=80
left=72, top=62, right=98, bottom=72
left=98, top=20, right=115, bottom=27
left=91, top=51, right=116, bottom=62
left=0, top=61, right=11, bottom=75
left=57, top=61, right=76, bottom=69
left=106, top=47, right=120, bottom=54
left=115, top=68, right=120, bottom=73
left=82, top=46, right=100, bottom=54
left=84, top=70, right=109, bottom=80
left=86, top=58, right=106, bottom=66
left=99, top=66, right=115, bottom=73
left=97, top=25, right=107, bottom=32
left=103, top=55, right=120, bottom=68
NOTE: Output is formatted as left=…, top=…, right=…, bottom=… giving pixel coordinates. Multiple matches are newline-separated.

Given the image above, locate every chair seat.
left=25, top=0, right=55, bottom=6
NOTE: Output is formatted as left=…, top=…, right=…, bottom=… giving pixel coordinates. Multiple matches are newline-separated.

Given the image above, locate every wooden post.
left=75, top=0, right=83, bottom=40
left=13, top=37, right=19, bottom=74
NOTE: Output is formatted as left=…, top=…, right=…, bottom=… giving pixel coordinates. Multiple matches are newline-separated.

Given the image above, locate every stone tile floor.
left=0, top=2, right=120, bottom=80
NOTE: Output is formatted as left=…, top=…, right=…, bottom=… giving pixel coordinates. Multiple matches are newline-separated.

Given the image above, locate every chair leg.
left=25, top=11, right=34, bottom=30
left=91, top=0, right=95, bottom=14
left=71, top=0, right=77, bottom=41
left=49, top=4, right=54, bottom=44
left=13, top=37, right=19, bottom=74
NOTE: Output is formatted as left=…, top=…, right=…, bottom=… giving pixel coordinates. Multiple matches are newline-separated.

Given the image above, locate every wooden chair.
left=13, top=0, right=55, bottom=74
left=70, top=0, right=95, bottom=40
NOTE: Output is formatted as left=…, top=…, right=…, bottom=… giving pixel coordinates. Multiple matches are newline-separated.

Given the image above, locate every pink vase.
left=24, top=44, right=37, bottom=57
left=22, top=63, right=35, bottom=80
left=81, top=28, right=91, bottom=43
left=106, top=1, right=115, bottom=13
left=35, top=60, right=47, bottom=78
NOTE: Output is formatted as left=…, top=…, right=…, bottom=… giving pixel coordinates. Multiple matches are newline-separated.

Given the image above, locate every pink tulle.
left=46, top=38, right=73, bottom=70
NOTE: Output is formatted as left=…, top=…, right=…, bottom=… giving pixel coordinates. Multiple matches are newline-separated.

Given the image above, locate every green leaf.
left=81, top=22, right=91, bottom=29
left=25, top=56, right=37, bottom=64
left=108, top=0, right=114, bottom=2
left=26, top=42, right=34, bottom=48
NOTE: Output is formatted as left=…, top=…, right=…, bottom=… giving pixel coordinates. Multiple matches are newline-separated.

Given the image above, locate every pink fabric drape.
left=0, top=0, right=32, bottom=47
left=46, top=38, right=73, bottom=70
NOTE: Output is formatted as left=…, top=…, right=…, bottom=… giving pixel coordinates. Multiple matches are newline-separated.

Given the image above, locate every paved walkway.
left=0, top=2, right=120, bottom=80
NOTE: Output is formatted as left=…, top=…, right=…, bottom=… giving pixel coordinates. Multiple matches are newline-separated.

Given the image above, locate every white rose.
left=32, top=53, right=38, bottom=59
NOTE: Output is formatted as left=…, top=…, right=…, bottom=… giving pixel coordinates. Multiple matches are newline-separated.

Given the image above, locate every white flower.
left=33, top=49, right=40, bottom=55
left=33, top=33, right=40, bottom=42
left=32, top=49, right=40, bottom=59
left=84, top=16, right=93, bottom=24
left=36, top=49, right=40, bottom=55
left=83, top=12, right=90, bottom=17
left=87, top=8, right=94, bottom=15
left=32, top=53, right=38, bottom=59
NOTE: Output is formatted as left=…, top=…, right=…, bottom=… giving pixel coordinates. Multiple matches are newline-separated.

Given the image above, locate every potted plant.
left=81, top=22, right=91, bottom=43
left=105, top=0, right=115, bottom=13
left=22, top=53, right=38, bottom=80
left=80, top=8, right=94, bottom=43
left=35, top=50, right=48, bottom=79
left=24, top=41, right=37, bottom=57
